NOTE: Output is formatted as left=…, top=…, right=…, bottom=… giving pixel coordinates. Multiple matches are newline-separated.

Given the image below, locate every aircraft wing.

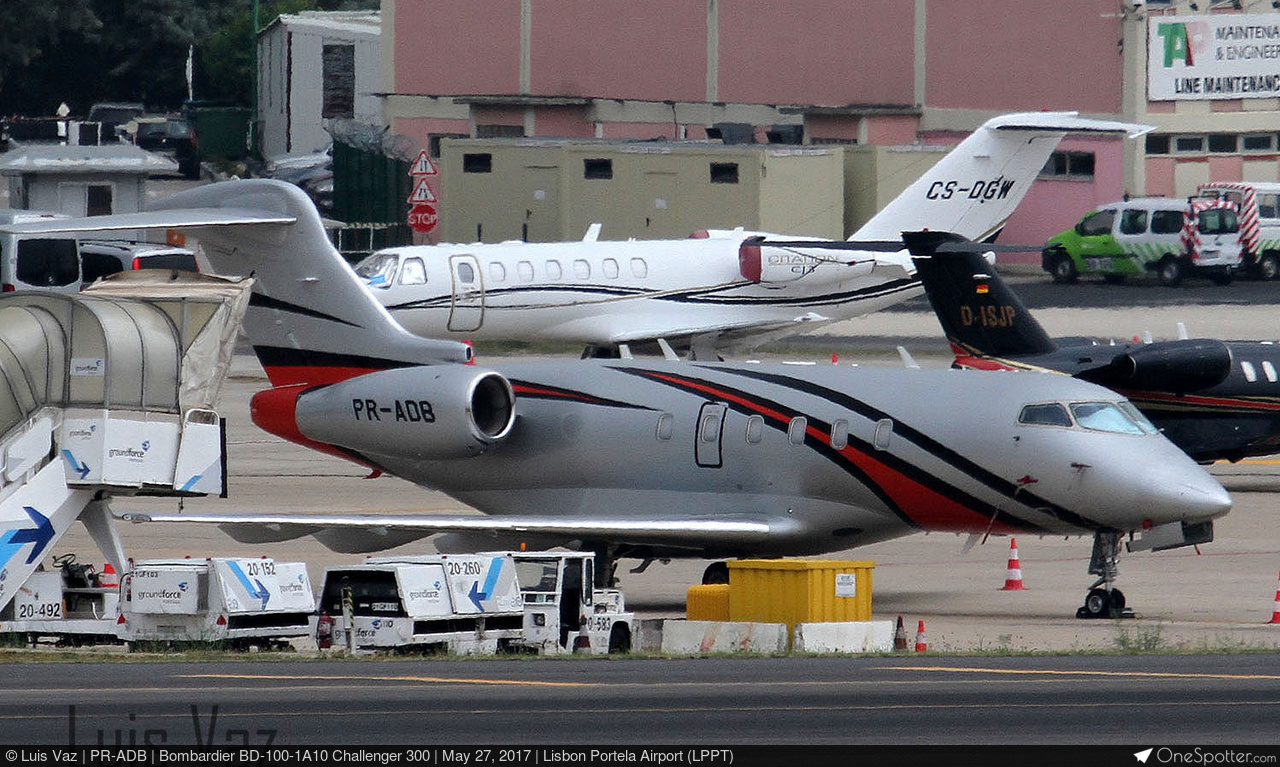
left=0, top=208, right=296, bottom=235
left=118, top=511, right=786, bottom=554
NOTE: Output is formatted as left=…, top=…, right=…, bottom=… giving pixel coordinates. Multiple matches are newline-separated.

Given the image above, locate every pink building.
left=373, top=1, right=1280, bottom=251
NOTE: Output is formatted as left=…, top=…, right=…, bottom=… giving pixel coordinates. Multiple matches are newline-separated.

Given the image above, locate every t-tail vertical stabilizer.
left=854, top=113, right=1151, bottom=243
left=903, top=231, right=1057, bottom=361
left=145, top=180, right=473, bottom=386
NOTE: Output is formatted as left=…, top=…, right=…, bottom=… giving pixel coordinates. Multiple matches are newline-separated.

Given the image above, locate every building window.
left=1146, top=135, right=1171, bottom=155
left=86, top=184, right=113, bottom=216
left=321, top=44, right=355, bottom=119
left=476, top=124, right=524, bottom=138
left=429, top=133, right=467, bottom=158
left=1243, top=134, right=1276, bottom=153
left=1175, top=136, right=1206, bottom=154
left=1040, top=151, right=1095, bottom=179
left=463, top=153, right=492, bottom=173
left=710, top=162, right=739, bottom=184
left=1208, top=134, right=1238, bottom=153
left=583, top=158, right=613, bottom=180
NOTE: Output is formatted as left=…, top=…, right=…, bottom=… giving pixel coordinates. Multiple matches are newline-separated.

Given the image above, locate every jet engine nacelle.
left=1080, top=339, right=1233, bottom=394
left=738, top=238, right=874, bottom=285
left=257, top=365, right=516, bottom=461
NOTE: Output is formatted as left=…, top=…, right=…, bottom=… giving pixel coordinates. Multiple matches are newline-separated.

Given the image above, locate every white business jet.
left=354, top=112, right=1150, bottom=357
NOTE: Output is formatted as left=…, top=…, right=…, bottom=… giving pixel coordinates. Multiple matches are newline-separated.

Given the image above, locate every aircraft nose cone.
left=1145, top=468, right=1232, bottom=523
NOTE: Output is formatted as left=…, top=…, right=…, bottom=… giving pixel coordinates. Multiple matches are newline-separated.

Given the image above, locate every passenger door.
left=695, top=402, right=728, bottom=468
left=1074, top=208, right=1122, bottom=271
left=447, top=254, right=484, bottom=332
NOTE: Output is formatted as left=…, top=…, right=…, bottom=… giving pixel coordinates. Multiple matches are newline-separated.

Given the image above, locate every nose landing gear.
left=1076, top=530, right=1135, bottom=619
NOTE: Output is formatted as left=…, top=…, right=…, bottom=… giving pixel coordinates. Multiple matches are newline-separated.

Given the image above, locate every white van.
left=0, top=210, right=82, bottom=293
left=1197, top=181, right=1280, bottom=280
left=1043, top=197, right=1242, bottom=286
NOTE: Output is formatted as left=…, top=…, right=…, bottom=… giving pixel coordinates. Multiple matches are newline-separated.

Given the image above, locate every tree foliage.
left=0, top=0, right=377, bottom=116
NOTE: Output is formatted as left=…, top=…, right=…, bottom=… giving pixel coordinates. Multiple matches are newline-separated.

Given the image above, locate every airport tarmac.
left=49, top=295, right=1280, bottom=655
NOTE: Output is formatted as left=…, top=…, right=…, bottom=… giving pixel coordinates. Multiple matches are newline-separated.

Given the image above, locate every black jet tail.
left=902, top=231, right=1058, bottom=359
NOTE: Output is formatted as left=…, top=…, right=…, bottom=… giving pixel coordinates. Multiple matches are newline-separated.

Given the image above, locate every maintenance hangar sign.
left=1150, top=13, right=1280, bottom=100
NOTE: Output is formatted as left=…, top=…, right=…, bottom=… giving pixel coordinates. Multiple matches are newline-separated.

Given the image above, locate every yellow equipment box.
left=727, top=559, right=874, bottom=630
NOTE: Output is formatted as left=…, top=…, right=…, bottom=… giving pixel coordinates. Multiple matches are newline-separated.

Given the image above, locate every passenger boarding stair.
left=0, top=272, right=251, bottom=612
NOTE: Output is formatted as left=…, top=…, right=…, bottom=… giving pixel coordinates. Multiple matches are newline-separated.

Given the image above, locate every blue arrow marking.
left=179, top=475, right=202, bottom=492
left=61, top=450, right=90, bottom=480
left=225, top=561, right=272, bottom=609
left=0, top=506, right=55, bottom=568
left=467, top=559, right=505, bottom=612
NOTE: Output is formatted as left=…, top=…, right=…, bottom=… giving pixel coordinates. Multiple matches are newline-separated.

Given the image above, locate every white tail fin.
left=852, top=112, right=1151, bottom=242
left=4, top=179, right=471, bottom=386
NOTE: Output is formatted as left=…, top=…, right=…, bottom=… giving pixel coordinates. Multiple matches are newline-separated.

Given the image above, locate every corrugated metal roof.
left=0, top=144, right=177, bottom=175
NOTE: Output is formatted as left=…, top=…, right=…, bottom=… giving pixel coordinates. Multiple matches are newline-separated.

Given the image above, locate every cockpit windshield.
left=1018, top=400, right=1159, bottom=435
left=355, top=252, right=399, bottom=287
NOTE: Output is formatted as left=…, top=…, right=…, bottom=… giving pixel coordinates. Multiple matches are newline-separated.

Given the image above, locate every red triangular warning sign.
left=409, top=150, right=438, bottom=176
left=408, top=177, right=438, bottom=204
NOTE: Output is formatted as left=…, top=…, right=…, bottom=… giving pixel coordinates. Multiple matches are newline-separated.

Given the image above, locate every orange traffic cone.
left=999, top=537, right=1026, bottom=591
left=914, top=620, right=927, bottom=652
left=893, top=615, right=908, bottom=651
left=1267, top=570, right=1280, bottom=624
left=98, top=563, right=118, bottom=588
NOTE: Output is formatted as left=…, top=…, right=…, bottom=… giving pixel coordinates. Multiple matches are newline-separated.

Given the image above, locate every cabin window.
left=488, top=262, right=506, bottom=282
left=1265, top=361, right=1278, bottom=383
left=456, top=262, right=476, bottom=283
left=573, top=259, right=591, bottom=279
left=399, top=257, right=427, bottom=285
left=517, top=260, right=534, bottom=282
left=873, top=419, right=893, bottom=451
left=463, top=153, right=493, bottom=173
left=710, top=162, right=739, bottom=184
left=830, top=419, right=849, bottom=450
left=355, top=253, right=398, bottom=286
left=545, top=260, right=563, bottom=280
left=656, top=412, right=674, bottom=441
left=745, top=415, right=764, bottom=445
left=602, top=258, right=619, bottom=279
left=583, top=158, right=613, bottom=180
left=787, top=417, right=807, bottom=446
left=1018, top=403, right=1073, bottom=428
left=631, top=258, right=648, bottom=278
left=1243, top=361, right=1258, bottom=383
left=699, top=411, right=723, bottom=443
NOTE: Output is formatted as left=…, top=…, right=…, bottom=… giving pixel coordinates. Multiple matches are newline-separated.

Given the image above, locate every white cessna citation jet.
left=354, top=112, right=1149, bottom=357
left=6, top=177, right=1229, bottom=618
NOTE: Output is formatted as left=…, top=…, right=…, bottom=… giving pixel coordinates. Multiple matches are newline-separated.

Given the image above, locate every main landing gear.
left=1076, top=530, right=1135, bottom=619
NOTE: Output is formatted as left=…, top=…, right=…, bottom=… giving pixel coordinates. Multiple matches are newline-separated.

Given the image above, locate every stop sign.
left=408, top=203, right=438, bottom=234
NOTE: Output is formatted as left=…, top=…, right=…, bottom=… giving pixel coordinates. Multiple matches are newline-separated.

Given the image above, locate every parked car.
left=1042, top=197, right=1242, bottom=287
left=79, top=240, right=200, bottom=286
left=87, top=102, right=146, bottom=142
left=0, top=210, right=81, bottom=294
left=132, top=115, right=201, bottom=179
left=1197, top=181, right=1280, bottom=280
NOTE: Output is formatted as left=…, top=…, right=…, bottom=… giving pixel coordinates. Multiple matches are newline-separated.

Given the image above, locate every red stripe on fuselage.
left=641, top=371, right=1009, bottom=533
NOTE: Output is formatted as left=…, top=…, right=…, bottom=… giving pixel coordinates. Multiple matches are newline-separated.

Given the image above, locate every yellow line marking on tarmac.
left=890, top=665, right=1280, bottom=681
left=178, top=673, right=598, bottom=688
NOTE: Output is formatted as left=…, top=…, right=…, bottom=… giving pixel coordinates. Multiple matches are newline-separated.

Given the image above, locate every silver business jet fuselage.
left=356, top=235, right=915, bottom=351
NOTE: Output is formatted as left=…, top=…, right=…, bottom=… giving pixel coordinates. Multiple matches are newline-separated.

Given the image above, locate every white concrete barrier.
left=792, top=620, right=895, bottom=653
left=660, top=620, right=788, bottom=653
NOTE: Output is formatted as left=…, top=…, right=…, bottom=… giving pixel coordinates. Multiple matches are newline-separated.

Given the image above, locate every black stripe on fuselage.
left=616, top=367, right=1056, bottom=534
left=716, top=367, right=1100, bottom=530
left=384, top=277, right=920, bottom=312
left=510, top=380, right=655, bottom=410
left=249, top=292, right=363, bottom=327
left=252, top=345, right=422, bottom=372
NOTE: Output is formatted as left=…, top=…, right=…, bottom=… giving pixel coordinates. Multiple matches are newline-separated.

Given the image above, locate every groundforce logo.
left=108, top=447, right=146, bottom=459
